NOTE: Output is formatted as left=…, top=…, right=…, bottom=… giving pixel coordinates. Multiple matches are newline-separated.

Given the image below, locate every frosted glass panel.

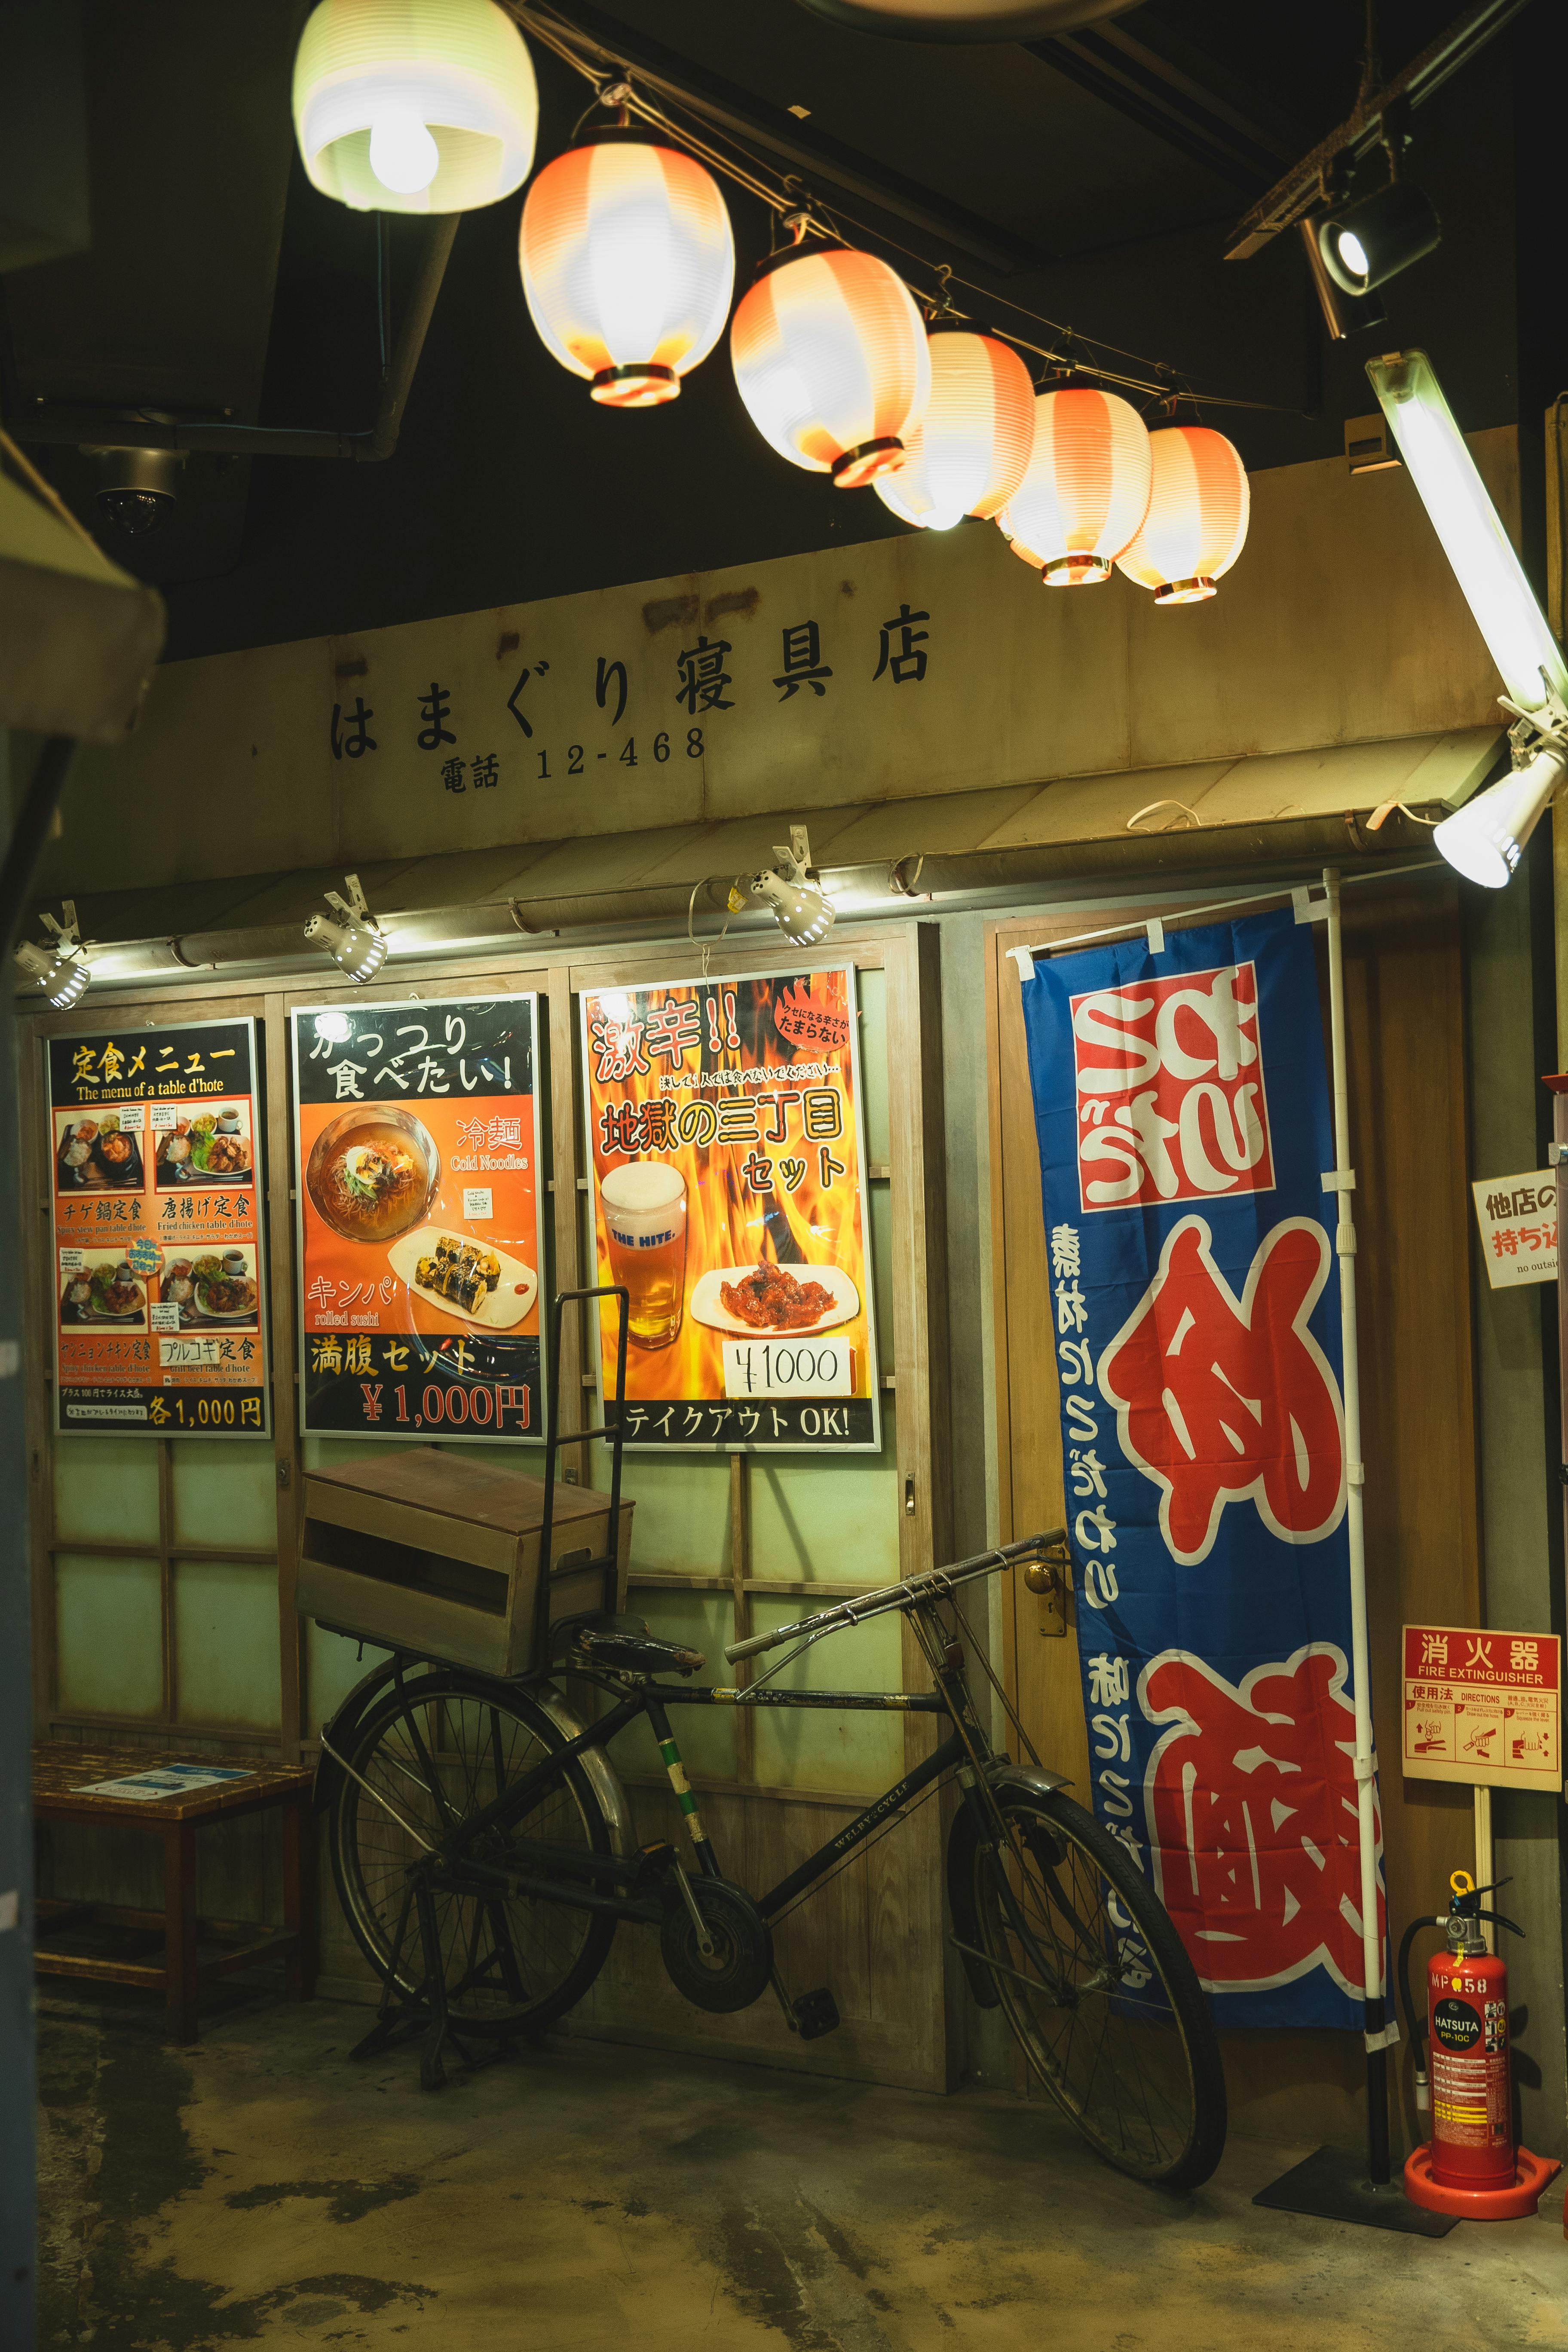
left=174, top=1560, right=280, bottom=1729
left=749, top=1602, right=903, bottom=1793
left=171, top=1438, right=277, bottom=1550
left=751, top=1402, right=901, bottom=1585
left=307, top=1619, right=389, bottom=1737
left=858, top=965, right=890, bottom=1165
left=55, top=1553, right=162, bottom=1718
left=53, top=1438, right=158, bottom=1547
left=606, top=1589, right=737, bottom=1782
left=606, top=1452, right=732, bottom=1574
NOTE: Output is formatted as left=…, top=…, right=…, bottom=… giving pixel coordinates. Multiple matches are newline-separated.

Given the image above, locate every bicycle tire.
left=963, top=1784, right=1226, bottom=2190
left=329, top=1669, right=617, bottom=2036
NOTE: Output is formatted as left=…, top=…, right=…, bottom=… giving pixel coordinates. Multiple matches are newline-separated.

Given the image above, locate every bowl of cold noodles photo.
left=304, top=1107, right=440, bottom=1245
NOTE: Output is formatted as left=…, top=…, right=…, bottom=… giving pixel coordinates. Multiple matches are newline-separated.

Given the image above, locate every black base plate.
left=1253, top=2144, right=1458, bottom=2236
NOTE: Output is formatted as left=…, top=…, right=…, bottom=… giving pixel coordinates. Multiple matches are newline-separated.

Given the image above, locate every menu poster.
left=292, top=995, right=546, bottom=1442
left=49, top=1016, right=270, bottom=1436
left=581, top=966, right=880, bottom=1451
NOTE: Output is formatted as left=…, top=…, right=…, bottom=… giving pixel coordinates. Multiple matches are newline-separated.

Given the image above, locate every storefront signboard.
left=48, top=1016, right=270, bottom=1436
left=1469, top=1169, right=1557, bottom=1288
left=291, top=995, right=546, bottom=1441
left=1019, top=909, right=1384, bottom=2030
left=1402, top=1623, right=1561, bottom=1792
left=579, top=966, right=879, bottom=1450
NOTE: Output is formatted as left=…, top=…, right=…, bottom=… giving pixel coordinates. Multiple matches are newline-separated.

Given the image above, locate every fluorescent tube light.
left=1366, top=350, right=1568, bottom=720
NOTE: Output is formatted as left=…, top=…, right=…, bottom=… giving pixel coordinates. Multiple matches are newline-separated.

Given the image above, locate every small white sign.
left=70, top=1765, right=253, bottom=1803
left=59, top=1247, right=85, bottom=1274
left=723, top=1338, right=855, bottom=1399
left=149, top=1102, right=179, bottom=1131
left=113, top=1103, right=144, bottom=1129
left=150, top=1304, right=182, bottom=1333
left=159, top=1336, right=222, bottom=1367
left=462, top=1187, right=493, bottom=1219
left=1471, top=1169, right=1557, bottom=1289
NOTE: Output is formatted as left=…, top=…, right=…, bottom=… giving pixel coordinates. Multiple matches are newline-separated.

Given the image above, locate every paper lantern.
left=874, top=327, right=1035, bottom=530
left=730, top=244, right=931, bottom=489
left=519, top=133, right=735, bottom=408
left=1115, top=425, right=1250, bottom=604
left=293, top=0, right=538, bottom=215
left=995, top=386, right=1152, bottom=584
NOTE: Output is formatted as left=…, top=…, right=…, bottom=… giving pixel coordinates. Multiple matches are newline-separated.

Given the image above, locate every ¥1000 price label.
left=723, top=1338, right=855, bottom=1400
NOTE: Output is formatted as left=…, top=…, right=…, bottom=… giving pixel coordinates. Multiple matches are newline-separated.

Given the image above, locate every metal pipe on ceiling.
left=38, top=808, right=1440, bottom=998
left=9, top=217, right=459, bottom=462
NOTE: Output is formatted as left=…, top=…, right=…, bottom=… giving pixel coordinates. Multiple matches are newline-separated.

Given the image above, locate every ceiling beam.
left=1028, top=22, right=1292, bottom=195
left=1225, top=0, right=1534, bottom=258
left=518, top=0, right=1041, bottom=272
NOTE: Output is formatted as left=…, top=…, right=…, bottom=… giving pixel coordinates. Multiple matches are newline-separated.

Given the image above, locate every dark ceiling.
left=0, top=0, right=1551, bottom=660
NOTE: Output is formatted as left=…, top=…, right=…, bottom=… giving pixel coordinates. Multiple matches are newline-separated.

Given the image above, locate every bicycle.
left=316, top=1529, right=1228, bottom=2192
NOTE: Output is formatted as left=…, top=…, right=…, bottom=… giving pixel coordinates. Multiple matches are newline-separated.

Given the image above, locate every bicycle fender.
left=946, top=1763, right=1072, bottom=2010
left=312, top=1657, right=634, bottom=1861
left=311, top=1648, right=433, bottom=1814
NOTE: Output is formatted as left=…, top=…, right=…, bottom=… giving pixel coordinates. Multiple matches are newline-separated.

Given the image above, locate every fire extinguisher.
left=1399, top=1869, right=1561, bottom=2219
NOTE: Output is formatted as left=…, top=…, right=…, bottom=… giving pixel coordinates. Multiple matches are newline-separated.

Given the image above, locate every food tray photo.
left=386, top=1227, right=538, bottom=1329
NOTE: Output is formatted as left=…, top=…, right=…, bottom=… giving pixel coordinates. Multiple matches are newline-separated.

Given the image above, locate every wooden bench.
left=33, top=1743, right=317, bottom=2043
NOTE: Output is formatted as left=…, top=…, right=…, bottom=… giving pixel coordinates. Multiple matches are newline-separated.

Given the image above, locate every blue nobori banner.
left=1020, top=907, right=1384, bottom=2029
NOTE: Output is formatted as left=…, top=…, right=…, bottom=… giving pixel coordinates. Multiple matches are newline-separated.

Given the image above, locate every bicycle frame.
left=372, top=1601, right=1008, bottom=1935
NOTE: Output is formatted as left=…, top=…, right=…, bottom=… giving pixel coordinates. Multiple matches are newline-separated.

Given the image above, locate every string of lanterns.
left=291, top=0, right=1251, bottom=600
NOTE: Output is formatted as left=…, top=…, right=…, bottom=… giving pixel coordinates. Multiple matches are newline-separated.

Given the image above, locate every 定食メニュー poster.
left=49, top=1016, right=270, bottom=1435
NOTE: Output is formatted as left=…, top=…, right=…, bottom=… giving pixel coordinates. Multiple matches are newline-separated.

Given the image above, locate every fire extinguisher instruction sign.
left=1401, top=1623, right=1561, bottom=1791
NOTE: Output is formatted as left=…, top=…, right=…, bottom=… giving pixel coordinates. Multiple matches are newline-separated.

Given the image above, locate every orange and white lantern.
left=874, top=326, right=1035, bottom=530
left=996, top=386, right=1152, bottom=584
left=1115, top=424, right=1250, bottom=603
left=519, top=132, right=735, bottom=408
left=730, top=243, right=931, bottom=489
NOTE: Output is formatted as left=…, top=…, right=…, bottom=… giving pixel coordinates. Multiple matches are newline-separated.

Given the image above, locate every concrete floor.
left=35, top=1985, right=1568, bottom=2352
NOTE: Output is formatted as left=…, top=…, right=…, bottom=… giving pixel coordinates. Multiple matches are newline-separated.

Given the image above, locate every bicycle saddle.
left=548, top=1611, right=706, bottom=1678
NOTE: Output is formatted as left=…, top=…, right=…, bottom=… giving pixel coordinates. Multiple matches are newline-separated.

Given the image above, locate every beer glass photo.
left=601, top=1161, right=689, bottom=1350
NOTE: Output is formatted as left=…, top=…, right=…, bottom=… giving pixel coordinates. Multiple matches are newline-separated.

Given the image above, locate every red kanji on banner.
left=1139, top=1645, right=1382, bottom=1999
left=1100, top=1214, right=1344, bottom=1564
left=1071, top=961, right=1274, bottom=1212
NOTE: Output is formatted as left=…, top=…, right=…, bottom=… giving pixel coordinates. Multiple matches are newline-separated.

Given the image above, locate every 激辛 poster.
left=580, top=966, right=879, bottom=1450
left=292, top=995, right=546, bottom=1440
left=49, top=1015, right=270, bottom=1436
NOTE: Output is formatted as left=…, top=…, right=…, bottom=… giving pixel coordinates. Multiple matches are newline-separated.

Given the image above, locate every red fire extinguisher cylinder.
left=1427, top=1927, right=1512, bottom=2191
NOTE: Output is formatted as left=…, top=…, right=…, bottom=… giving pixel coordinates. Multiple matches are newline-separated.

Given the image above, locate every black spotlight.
left=1317, top=179, right=1440, bottom=294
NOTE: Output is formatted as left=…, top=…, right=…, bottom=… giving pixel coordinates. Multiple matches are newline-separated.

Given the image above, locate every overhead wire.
left=507, top=0, right=1304, bottom=419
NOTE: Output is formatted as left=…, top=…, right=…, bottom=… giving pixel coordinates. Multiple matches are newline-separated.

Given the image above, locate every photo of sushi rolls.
left=414, top=1237, right=502, bottom=1315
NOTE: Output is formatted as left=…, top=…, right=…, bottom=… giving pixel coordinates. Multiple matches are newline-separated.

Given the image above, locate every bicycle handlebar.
left=722, top=1529, right=1069, bottom=1665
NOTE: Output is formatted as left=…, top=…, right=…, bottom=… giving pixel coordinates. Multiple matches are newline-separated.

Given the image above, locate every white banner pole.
left=1322, top=865, right=1392, bottom=2180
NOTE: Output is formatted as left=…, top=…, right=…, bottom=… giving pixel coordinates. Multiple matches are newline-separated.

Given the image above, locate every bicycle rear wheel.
left=963, top=1784, right=1226, bottom=2190
left=329, top=1669, right=617, bottom=2036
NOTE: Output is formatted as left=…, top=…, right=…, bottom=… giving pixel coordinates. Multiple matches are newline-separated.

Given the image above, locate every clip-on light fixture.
left=303, top=873, right=389, bottom=981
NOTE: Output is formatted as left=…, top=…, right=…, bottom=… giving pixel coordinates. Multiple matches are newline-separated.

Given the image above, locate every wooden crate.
left=297, top=1448, right=633, bottom=1676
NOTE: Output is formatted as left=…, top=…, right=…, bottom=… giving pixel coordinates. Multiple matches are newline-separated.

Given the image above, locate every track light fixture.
left=304, top=874, right=388, bottom=982
left=1318, top=177, right=1440, bottom=296
left=15, top=902, right=90, bottom=1008
left=745, top=827, right=836, bottom=947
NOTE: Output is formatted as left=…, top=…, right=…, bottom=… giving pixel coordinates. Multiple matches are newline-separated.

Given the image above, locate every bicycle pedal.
left=792, top=1987, right=840, bottom=2041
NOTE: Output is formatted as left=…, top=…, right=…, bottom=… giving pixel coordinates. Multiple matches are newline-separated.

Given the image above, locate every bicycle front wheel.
left=964, top=1784, right=1226, bottom=2190
left=330, top=1669, right=617, bottom=2036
